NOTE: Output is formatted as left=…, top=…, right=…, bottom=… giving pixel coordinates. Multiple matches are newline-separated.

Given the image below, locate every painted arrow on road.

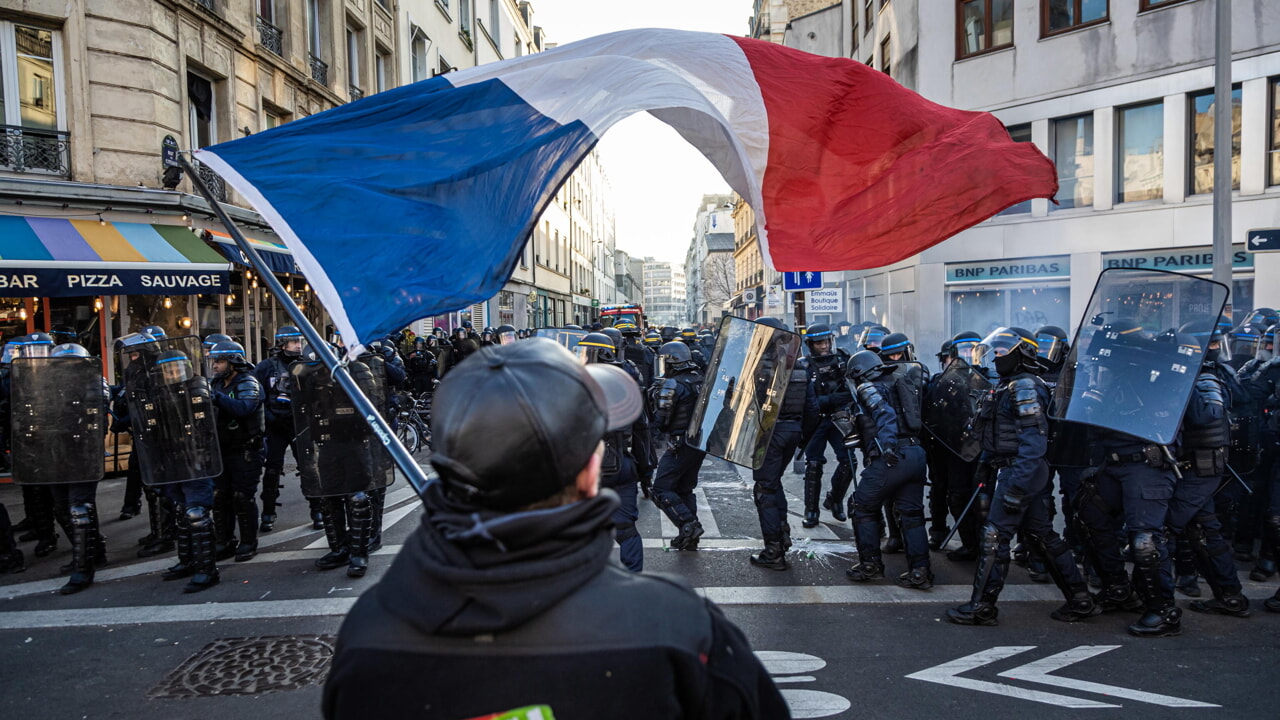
left=907, top=646, right=1217, bottom=709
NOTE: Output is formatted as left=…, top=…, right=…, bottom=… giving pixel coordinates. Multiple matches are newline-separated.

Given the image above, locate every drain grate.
left=148, top=635, right=335, bottom=698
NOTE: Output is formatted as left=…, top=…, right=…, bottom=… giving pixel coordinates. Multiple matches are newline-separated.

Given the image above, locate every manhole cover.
left=148, top=635, right=335, bottom=698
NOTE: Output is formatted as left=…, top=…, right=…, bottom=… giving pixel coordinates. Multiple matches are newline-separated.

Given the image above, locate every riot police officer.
left=577, top=333, right=654, bottom=571
left=878, top=332, right=926, bottom=554
left=1159, top=331, right=1251, bottom=618
left=494, top=324, right=518, bottom=345
left=208, top=341, right=265, bottom=562
left=942, top=330, right=988, bottom=561
left=858, top=324, right=891, bottom=353
left=650, top=341, right=706, bottom=549
left=946, top=328, right=1096, bottom=626
left=680, top=328, right=708, bottom=370
left=452, top=325, right=480, bottom=362
left=750, top=319, right=817, bottom=571
left=799, top=324, right=854, bottom=528
left=252, top=326, right=324, bottom=533
left=843, top=350, right=932, bottom=588
left=405, top=337, right=439, bottom=394
left=617, top=321, right=656, bottom=389
left=13, top=333, right=73, bottom=558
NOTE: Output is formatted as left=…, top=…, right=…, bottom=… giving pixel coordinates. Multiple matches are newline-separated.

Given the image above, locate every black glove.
left=1001, top=491, right=1025, bottom=515
left=884, top=450, right=901, bottom=468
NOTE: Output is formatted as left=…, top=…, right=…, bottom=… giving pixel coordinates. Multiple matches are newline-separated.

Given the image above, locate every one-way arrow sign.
left=1247, top=228, right=1280, bottom=252
left=906, top=645, right=1218, bottom=709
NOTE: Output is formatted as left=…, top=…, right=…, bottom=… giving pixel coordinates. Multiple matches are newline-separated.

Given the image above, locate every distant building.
left=642, top=258, right=687, bottom=328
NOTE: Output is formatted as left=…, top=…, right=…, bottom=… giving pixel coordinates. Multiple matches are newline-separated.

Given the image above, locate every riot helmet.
left=21, top=332, right=54, bottom=359
left=950, top=331, right=983, bottom=366
left=643, top=331, right=662, bottom=348
left=660, top=326, right=678, bottom=342
left=207, top=340, right=248, bottom=380
left=680, top=328, right=698, bottom=345
left=1177, top=319, right=1227, bottom=363
left=936, top=340, right=954, bottom=371
left=979, top=327, right=1041, bottom=377
left=1228, top=324, right=1265, bottom=361
left=1242, top=307, right=1280, bottom=331
left=836, top=321, right=853, bottom=336
left=481, top=330, right=494, bottom=343
left=575, top=332, right=620, bottom=365
left=615, top=321, right=640, bottom=338
left=858, top=324, right=890, bottom=352
left=141, top=325, right=167, bottom=340
left=756, top=317, right=789, bottom=331
left=156, top=348, right=194, bottom=385
left=495, top=324, right=518, bottom=345
left=1154, top=329, right=1203, bottom=366
left=202, top=333, right=234, bottom=352
left=2, top=336, right=26, bottom=365
left=879, top=332, right=914, bottom=362
left=49, top=325, right=77, bottom=345
left=1035, top=325, right=1070, bottom=368
left=600, top=327, right=623, bottom=350
left=656, top=341, right=694, bottom=377
left=275, top=325, right=304, bottom=356
left=1263, top=324, right=1280, bottom=361
left=845, top=349, right=889, bottom=385
left=453, top=327, right=468, bottom=340
left=564, top=324, right=583, bottom=331
left=804, top=323, right=834, bottom=357
left=51, top=343, right=90, bottom=358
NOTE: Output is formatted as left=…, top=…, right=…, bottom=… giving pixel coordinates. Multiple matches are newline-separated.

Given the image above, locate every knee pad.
left=185, top=505, right=211, bottom=527
left=70, top=504, right=93, bottom=528
left=852, top=502, right=879, bottom=520
left=349, top=491, right=371, bottom=512
left=1184, top=517, right=1207, bottom=545
left=898, top=509, right=925, bottom=531
left=752, top=482, right=770, bottom=508
left=979, top=524, right=1002, bottom=553
left=615, top=522, right=639, bottom=542
left=1130, top=531, right=1159, bottom=567
left=804, top=461, right=825, bottom=475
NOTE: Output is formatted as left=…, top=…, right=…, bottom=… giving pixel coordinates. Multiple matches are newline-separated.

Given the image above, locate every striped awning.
left=0, top=217, right=231, bottom=296
left=204, top=229, right=300, bottom=275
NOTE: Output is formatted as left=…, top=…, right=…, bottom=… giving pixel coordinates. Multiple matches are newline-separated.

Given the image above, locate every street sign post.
left=782, top=271, right=823, bottom=291
left=1246, top=228, right=1280, bottom=253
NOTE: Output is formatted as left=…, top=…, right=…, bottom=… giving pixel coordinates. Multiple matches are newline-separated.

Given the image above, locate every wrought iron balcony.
left=349, top=85, right=364, bottom=101
left=0, top=125, right=70, bottom=177
left=257, top=16, right=283, bottom=56
left=309, top=54, right=329, bottom=85
left=191, top=0, right=216, bottom=12
left=193, top=158, right=227, bottom=202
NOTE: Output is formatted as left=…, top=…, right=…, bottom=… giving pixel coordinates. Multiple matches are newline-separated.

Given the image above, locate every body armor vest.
left=1183, top=372, right=1230, bottom=451
left=216, top=371, right=264, bottom=449
left=779, top=367, right=809, bottom=419
left=662, top=371, right=702, bottom=434
left=808, top=352, right=846, bottom=398
left=602, top=426, right=632, bottom=478
left=888, top=363, right=925, bottom=437
left=853, top=381, right=889, bottom=454
left=984, top=374, right=1044, bottom=457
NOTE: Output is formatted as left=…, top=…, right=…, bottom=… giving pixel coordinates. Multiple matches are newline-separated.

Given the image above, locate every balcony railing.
left=191, top=0, right=216, bottom=12
left=309, top=54, right=329, bottom=85
left=257, top=16, right=283, bottom=56
left=193, top=158, right=227, bottom=202
left=0, top=125, right=70, bottom=177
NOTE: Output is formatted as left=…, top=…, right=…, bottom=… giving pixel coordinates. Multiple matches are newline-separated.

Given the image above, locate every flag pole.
left=178, top=155, right=432, bottom=501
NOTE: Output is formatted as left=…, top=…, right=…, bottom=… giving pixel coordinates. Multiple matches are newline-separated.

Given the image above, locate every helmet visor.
left=1036, top=334, right=1068, bottom=365
left=976, top=328, right=1032, bottom=367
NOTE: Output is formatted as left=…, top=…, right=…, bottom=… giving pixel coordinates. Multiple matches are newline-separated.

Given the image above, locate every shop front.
left=1100, top=245, right=1254, bottom=327
left=945, top=255, right=1073, bottom=338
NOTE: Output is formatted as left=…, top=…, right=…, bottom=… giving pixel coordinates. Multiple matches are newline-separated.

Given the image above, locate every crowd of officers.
left=2, top=310, right=1279, bottom=640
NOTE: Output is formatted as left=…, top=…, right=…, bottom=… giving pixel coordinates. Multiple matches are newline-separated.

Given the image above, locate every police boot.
left=258, top=469, right=282, bottom=533
left=346, top=492, right=372, bottom=578
left=750, top=537, right=788, bottom=571
left=672, top=520, right=704, bottom=551
left=138, top=494, right=177, bottom=558
left=368, top=487, right=385, bottom=553
left=314, top=497, right=350, bottom=570
left=212, top=490, right=236, bottom=561
left=1250, top=514, right=1280, bottom=581
left=1189, top=593, right=1251, bottom=618
left=1051, top=586, right=1102, bottom=623
left=1128, top=604, right=1182, bottom=638
left=161, top=506, right=194, bottom=581
left=846, top=560, right=884, bottom=582
left=24, top=487, right=59, bottom=557
left=60, top=504, right=97, bottom=595
left=0, top=505, right=25, bottom=574
left=182, top=506, right=220, bottom=594
left=232, top=491, right=259, bottom=562
left=896, top=567, right=934, bottom=590
left=823, top=462, right=853, bottom=522
left=947, top=528, right=1005, bottom=626
left=1265, top=587, right=1280, bottom=613
left=308, top=497, right=325, bottom=531
left=882, top=506, right=904, bottom=554
left=136, top=486, right=161, bottom=547
left=801, top=462, right=823, bottom=528
left=63, top=505, right=108, bottom=573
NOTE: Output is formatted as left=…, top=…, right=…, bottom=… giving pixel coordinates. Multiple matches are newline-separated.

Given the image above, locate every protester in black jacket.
left=324, top=338, right=787, bottom=720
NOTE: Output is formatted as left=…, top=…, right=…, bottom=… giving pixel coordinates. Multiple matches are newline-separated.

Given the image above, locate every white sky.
left=528, top=0, right=754, bottom=265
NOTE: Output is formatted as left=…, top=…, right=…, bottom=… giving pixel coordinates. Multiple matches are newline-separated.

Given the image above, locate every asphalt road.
left=1, top=455, right=1277, bottom=719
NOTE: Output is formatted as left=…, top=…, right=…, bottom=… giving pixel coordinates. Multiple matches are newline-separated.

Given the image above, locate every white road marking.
left=998, top=645, right=1220, bottom=708
left=304, top=500, right=420, bottom=550
left=906, top=646, right=1120, bottom=709
left=0, top=598, right=359, bottom=629
left=656, top=486, right=721, bottom=540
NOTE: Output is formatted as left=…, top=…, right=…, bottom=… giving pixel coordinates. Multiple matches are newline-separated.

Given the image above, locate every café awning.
left=204, top=229, right=300, bottom=275
left=0, top=216, right=230, bottom=296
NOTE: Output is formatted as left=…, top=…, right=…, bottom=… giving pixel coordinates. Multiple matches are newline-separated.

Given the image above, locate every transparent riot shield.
left=922, top=361, right=990, bottom=462
left=1052, top=268, right=1229, bottom=445
left=291, top=359, right=395, bottom=498
left=119, top=335, right=222, bottom=485
left=535, top=328, right=588, bottom=350
left=10, top=356, right=106, bottom=484
left=686, top=316, right=803, bottom=469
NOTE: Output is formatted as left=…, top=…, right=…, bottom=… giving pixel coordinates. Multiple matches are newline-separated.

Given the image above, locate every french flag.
left=197, top=29, right=1056, bottom=353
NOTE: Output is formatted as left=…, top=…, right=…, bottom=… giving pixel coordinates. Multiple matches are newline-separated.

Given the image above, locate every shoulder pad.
left=1011, top=376, right=1043, bottom=417
left=1195, top=373, right=1226, bottom=406
left=857, top=382, right=886, bottom=412
left=796, top=357, right=810, bottom=371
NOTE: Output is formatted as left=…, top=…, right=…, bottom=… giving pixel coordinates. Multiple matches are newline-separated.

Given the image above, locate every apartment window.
left=1188, top=86, right=1241, bottom=195
left=515, top=32, right=523, bottom=57
left=307, top=0, right=322, bottom=54
left=0, top=22, right=67, bottom=175
left=998, top=124, right=1033, bottom=214
left=1140, top=0, right=1189, bottom=9
left=852, top=20, right=859, bottom=52
left=1116, top=101, right=1164, bottom=203
left=1043, top=0, right=1107, bottom=36
left=438, top=54, right=452, bottom=76
left=411, top=29, right=429, bottom=82
left=346, top=27, right=362, bottom=97
left=865, top=1, right=874, bottom=30
left=265, top=111, right=282, bottom=129
left=375, top=48, right=389, bottom=92
left=490, top=0, right=501, bottom=33
left=1269, top=78, right=1280, bottom=186
left=187, top=72, right=217, bottom=149
left=957, top=0, right=1013, bottom=58
left=460, top=0, right=472, bottom=35
left=258, top=0, right=275, bottom=22
left=880, top=35, right=891, bottom=75
left=1053, top=114, right=1094, bottom=209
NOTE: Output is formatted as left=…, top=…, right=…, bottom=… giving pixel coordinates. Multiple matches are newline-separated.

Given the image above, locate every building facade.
left=684, top=194, right=736, bottom=325
left=642, top=257, right=686, bottom=328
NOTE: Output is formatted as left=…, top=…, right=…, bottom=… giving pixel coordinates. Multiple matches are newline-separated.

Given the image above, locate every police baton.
left=1214, top=462, right=1254, bottom=497
left=938, top=473, right=989, bottom=551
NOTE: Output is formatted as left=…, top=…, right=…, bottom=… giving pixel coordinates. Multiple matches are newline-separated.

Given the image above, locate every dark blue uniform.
left=650, top=367, right=706, bottom=549
left=600, top=363, right=654, bottom=572
left=210, top=369, right=265, bottom=561
left=801, top=351, right=854, bottom=526
left=254, top=351, right=322, bottom=530
left=750, top=366, right=819, bottom=569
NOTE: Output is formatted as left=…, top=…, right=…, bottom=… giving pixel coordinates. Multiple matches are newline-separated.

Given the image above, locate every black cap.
left=429, top=338, right=642, bottom=510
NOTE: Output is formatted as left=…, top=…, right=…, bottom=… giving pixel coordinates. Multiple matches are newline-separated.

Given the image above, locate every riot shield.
left=535, top=328, right=588, bottom=350
left=119, top=335, right=222, bottom=485
left=922, top=361, right=990, bottom=462
left=291, top=359, right=396, bottom=498
left=686, top=316, right=802, bottom=469
left=1052, top=268, right=1229, bottom=445
left=10, top=356, right=106, bottom=484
